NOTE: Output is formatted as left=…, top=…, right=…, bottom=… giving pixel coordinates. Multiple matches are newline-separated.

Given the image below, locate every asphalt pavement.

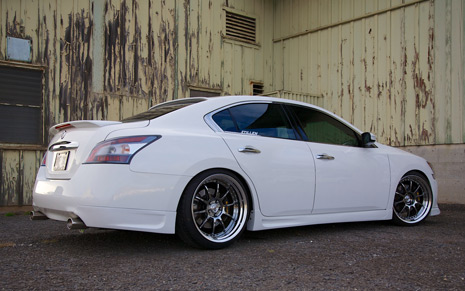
left=0, top=204, right=464, bottom=290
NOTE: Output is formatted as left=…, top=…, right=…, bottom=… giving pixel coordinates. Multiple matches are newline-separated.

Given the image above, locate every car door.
left=289, top=105, right=391, bottom=214
left=210, top=102, right=316, bottom=217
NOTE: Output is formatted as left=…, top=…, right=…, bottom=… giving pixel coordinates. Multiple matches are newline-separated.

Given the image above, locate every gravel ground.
left=0, top=204, right=464, bottom=290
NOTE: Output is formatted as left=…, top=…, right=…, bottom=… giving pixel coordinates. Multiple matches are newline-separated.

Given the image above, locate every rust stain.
left=420, top=122, right=430, bottom=143
left=6, top=11, right=22, bottom=38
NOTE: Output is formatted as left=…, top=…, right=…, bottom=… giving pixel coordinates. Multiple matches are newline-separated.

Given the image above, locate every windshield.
left=122, top=98, right=206, bottom=122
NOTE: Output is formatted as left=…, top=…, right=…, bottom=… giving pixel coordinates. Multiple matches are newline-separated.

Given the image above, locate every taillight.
left=85, top=135, right=160, bottom=164
left=41, top=152, right=47, bottom=166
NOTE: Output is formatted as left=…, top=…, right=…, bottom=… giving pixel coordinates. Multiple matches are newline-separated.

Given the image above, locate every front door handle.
left=238, top=146, right=261, bottom=154
left=317, top=153, right=335, bottom=160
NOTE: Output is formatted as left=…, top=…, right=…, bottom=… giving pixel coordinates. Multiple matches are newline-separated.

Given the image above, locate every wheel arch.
left=175, top=167, right=255, bottom=215
left=402, top=169, right=432, bottom=190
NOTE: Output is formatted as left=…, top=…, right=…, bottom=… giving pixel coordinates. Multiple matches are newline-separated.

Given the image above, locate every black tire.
left=392, top=172, right=433, bottom=226
left=176, top=169, right=249, bottom=249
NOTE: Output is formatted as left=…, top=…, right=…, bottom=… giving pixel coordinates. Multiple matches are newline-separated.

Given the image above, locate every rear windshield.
left=122, top=98, right=206, bottom=122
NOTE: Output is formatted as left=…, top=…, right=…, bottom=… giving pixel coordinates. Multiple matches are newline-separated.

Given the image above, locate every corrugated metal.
left=272, top=0, right=464, bottom=147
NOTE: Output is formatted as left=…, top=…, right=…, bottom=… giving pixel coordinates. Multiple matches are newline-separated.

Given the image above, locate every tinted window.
left=122, top=98, right=205, bottom=122
left=291, top=106, right=360, bottom=146
left=213, top=103, right=297, bottom=140
left=212, top=109, right=237, bottom=132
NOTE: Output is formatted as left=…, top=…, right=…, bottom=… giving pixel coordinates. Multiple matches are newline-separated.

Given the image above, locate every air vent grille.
left=252, top=82, right=264, bottom=95
left=225, top=11, right=256, bottom=43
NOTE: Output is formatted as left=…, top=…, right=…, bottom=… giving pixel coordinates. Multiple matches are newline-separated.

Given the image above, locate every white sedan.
left=32, top=96, right=440, bottom=249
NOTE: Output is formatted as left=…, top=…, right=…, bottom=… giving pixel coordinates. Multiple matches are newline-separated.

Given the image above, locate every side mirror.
left=361, top=132, right=376, bottom=147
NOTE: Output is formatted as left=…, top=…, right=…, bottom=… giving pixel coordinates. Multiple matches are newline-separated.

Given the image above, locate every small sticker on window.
left=241, top=130, right=258, bottom=135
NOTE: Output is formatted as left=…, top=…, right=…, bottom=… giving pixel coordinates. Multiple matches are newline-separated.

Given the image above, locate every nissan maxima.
left=32, top=96, right=440, bottom=249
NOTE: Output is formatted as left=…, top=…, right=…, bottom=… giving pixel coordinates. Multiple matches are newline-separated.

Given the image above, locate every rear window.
left=122, top=98, right=205, bottom=122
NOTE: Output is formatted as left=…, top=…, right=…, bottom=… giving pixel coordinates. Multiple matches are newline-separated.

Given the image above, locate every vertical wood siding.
left=273, top=0, right=464, bottom=146
left=0, top=0, right=272, bottom=206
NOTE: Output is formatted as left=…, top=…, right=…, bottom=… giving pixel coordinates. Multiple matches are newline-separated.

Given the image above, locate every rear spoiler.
left=50, top=120, right=121, bottom=136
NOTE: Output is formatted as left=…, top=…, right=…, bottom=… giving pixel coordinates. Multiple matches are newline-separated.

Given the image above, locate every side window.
left=291, top=106, right=360, bottom=146
left=212, top=103, right=297, bottom=140
left=212, top=109, right=237, bottom=132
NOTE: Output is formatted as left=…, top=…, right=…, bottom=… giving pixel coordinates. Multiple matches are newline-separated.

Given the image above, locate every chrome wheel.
left=393, top=174, right=432, bottom=225
left=176, top=170, right=249, bottom=249
left=191, top=173, right=248, bottom=243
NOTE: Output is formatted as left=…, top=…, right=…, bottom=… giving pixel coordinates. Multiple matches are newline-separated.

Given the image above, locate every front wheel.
left=393, top=173, right=433, bottom=225
left=176, top=170, right=249, bottom=249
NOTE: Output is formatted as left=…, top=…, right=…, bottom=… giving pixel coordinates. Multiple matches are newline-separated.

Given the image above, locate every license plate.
left=53, top=151, right=70, bottom=171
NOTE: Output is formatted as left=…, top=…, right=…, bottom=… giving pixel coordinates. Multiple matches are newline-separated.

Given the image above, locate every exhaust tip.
left=30, top=211, right=48, bottom=221
left=67, top=217, right=87, bottom=230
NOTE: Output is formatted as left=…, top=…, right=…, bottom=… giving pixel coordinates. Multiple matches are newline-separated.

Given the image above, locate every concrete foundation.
left=401, top=144, right=465, bottom=204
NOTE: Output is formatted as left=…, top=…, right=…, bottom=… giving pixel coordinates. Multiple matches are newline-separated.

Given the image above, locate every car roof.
left=148, top=95, right=364, bottom=135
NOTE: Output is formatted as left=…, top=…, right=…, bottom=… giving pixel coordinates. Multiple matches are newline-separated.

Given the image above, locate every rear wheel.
left=176, top=170, right=249, bottom=249
left=393, top=173, right=432, bottom=225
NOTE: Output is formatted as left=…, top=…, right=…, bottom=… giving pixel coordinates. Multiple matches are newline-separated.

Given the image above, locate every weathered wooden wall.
left=0, top=0, right=464, bottom=205
left=0, top=0, right=272, bottom=206
left=273, top=0, right=465, bottom=146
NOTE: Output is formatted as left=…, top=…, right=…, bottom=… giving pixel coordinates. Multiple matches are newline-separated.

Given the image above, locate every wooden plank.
left=403, top=4, right=418, bottom=145
left=450, top=0, right=464, bottom=144
left=308, top=33, right=319, bottom=97
left=3, top=0, right=21, bottom=38
left=364, top=15, right=376, bottom=133
left=339, top=22, right=351, bottom=122
left=263, top=0, right=274, bottom=91
left=210, top=0, right=223, bottom=89
left=309, top=0, right=318, bottom=31
left=389, top=6, right=404, bottom=146
left=376, top=10, right=388, bottom=143
left=1, top=151, right=20, bottom=206
left=223, top=42, right=233, bottom=95
left=319, top=29, right=329, bottom=108
left=22, top=0, right=40, bottom=61
left=188, top=0, right=199, bottom=86
left=352, top=0, right=365, bottom=20
left=198, top=0, right=208, bottom=87
left=330, top=25, right=340, bottom=114
left=58, top=0, right=74, bottom=123
left=331, top=0, right=340, bottom=24
left=0, top=0, right=5, bottom=59
left=21, top=151, right=41, bottom=205
left=319, top=0, right=331, bottom=27
left=416, top=1, right=435, bottom=145
left=243, top=44, right=254, bottom=94
left=433, top=0, right=447, bottom=144
left=136, top=0, right=149, bottom=99
left=232, top=44, right=242, bottom=94
left=352, top=18, right=365, bottom=130
left=106, top=95, right=120, bottom=121
left=289, top=37, right=299, bottom=92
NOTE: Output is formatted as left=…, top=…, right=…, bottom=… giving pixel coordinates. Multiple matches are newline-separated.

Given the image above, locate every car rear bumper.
left=33, top=165, right=191, bottom=234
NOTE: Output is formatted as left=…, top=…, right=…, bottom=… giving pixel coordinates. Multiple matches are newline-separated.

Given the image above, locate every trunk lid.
left=44, top=120, right=149, bottom=180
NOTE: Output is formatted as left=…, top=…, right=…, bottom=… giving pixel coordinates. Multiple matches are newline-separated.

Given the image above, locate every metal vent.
left=0, top=66, right=43, bottom=144
left=225, top=11, right=256, bottom=43
left=251, top=82, right=264, bottom=95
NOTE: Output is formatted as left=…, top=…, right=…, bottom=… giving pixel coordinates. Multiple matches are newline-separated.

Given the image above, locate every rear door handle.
left=317, top=153, right=335, bottom=160
left=238, top=146, right=261, bottom=154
